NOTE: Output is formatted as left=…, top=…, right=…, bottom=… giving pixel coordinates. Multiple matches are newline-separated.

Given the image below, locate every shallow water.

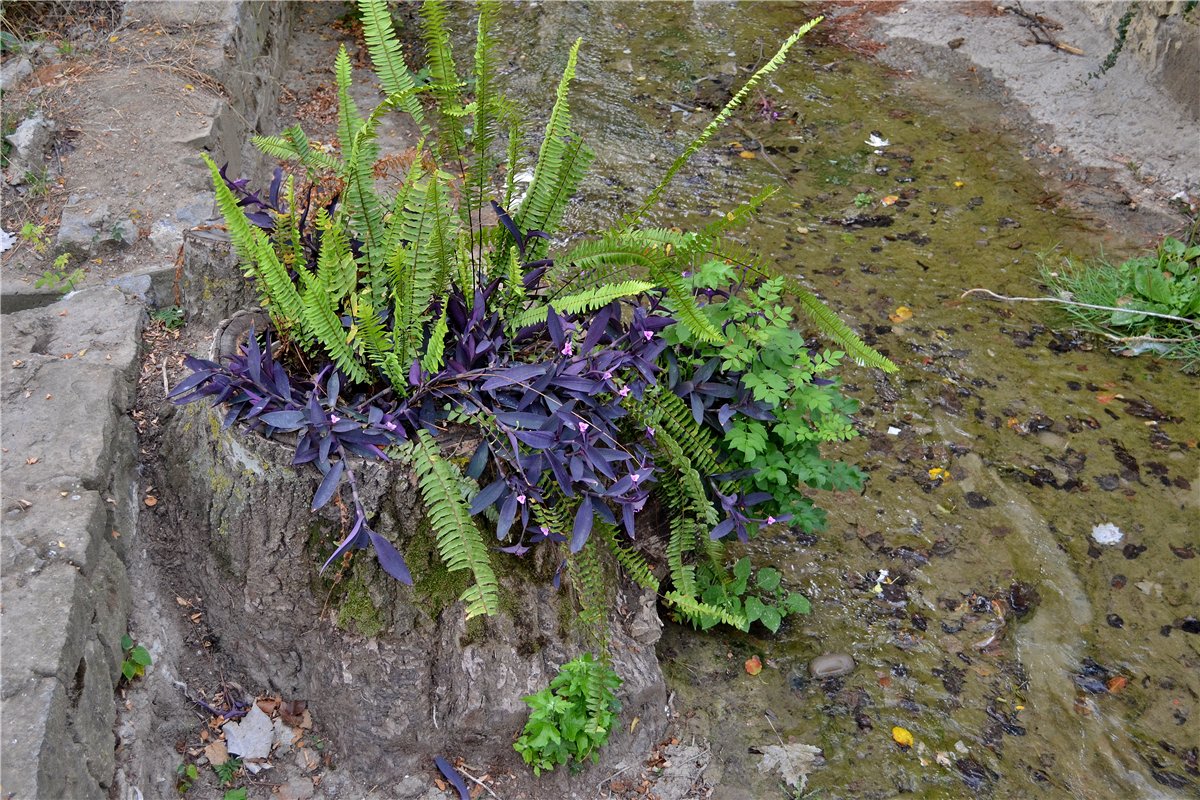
left=464, top=3, right=1200, bottom=797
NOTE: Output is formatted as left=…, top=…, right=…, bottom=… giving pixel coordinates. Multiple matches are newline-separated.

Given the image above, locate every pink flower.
left=766, top=516, right=776, bottom=525
left=630, top=472, right=640, bottom=484
left=602, top=370, right=613, bottom=380
left=618, top=386, right=630, bottom=398
left=516, top=494, right=526, bottom=505
left=577, top=421, right=590, bottom=434
left=561, top=341, right=574, bottom=356
left=329, top=414, right=341, bottom=424
left=645, top=426, right=655, bottom=437
left=642, top=330, right=653, bottom=341
left=540, top=526, right=551, bottom=536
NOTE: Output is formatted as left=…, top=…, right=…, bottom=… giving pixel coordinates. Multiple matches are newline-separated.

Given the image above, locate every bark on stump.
left=159, top=402, right=667, bottom=794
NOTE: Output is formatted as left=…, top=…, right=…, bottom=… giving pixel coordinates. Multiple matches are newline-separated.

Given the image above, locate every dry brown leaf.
left=205, top=740, right=229, bottom=767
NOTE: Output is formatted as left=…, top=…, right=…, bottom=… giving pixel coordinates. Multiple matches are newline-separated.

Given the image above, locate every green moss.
left=336, top=577, right=387, bottom=638
left=407, top=519, right=472, bottom=616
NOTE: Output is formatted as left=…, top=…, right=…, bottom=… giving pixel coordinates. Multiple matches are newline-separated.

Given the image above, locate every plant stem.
left=960, top=288, right=1200, bottom=327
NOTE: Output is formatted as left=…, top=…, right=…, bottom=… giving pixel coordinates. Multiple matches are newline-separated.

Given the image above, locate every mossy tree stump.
left=159, top=402, right=667, bottom=792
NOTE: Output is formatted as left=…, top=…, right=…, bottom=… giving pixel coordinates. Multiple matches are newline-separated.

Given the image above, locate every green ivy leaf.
left=131, top=646, right=153, bottom=667
left=784, top=592, right=813, bottom=615
left=759, top=606, right=783, bottom=632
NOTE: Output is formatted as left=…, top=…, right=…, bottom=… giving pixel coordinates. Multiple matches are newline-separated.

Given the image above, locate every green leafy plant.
left=151, top=306, right=187, bottom=329
left=222, top=790, right=247, bottom=800
left=684, top=556, right=811, bottom=633
left=34, top=253, right=84, bottom=294
left=513, top=654, right=621, bottom=775
left=174, top=1, right=894, bottom=771
left=213, top=757, right=242, bottom=786
left=20, top=220, right=49, bottom=253
left=120, top=634, right=152, bottom=681
left=175, top=763, right=199, bottom=794
left=853, top=191, right=872, bottom=208
left=1041, top=233, right=1200, bottom=371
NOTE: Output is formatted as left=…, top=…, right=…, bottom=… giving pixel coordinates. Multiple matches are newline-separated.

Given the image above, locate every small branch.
left=960, top=288, right=1200, bottom=327
left=456, top=765, right=501, bottom=800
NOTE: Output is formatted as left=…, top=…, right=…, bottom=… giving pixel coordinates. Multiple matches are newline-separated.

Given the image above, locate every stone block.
left=0, top=56, right=32, bottom=91
left=73, top=638, right=119, bottom=786
left=0, top=564, right=87, bottom=700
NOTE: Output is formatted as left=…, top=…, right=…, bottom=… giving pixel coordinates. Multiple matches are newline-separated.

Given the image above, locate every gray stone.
left=149, top=196, right=214, bottom=256
left=809, top=652, right=856, bottom=679
left=0, top=564, right=86, bottom=699
left=0, top=677, right=102, bottom=800
left=56, top=195, right=109, bottom=258
left=74, top=638, right=119, bottom=786
left=112, top=218, right=139, bottom=247
left=0, top=56, right=32, bottom=91
left=5, top=113, right=51, bottom=180
left=108, top=265, right=177, bottom=308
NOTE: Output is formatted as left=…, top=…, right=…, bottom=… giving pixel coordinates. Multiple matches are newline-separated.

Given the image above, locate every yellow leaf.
left=738, top=150, right=757, bottom=159
left=744, top=655, right=763, bottom=675
left=892, top=726, right=914, bottom=747
left=928, top=467, right=950, bottom=481
left=184, top=83, right=195, bottom=91
left=630, top=716, right=640, bottom=734
left=953, top=180, right=965, bottom=188
left=881, top=195, right=899, bottom=206
left=888, top=306, right=913, bottom=324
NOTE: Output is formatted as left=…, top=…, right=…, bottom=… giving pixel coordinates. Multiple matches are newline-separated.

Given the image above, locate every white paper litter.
left=0, top=228, right=15, bottom=253
left=223, top=703, right=274, bottom=768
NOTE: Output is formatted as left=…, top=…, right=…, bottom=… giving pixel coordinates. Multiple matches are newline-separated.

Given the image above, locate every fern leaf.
left=510, top=280, right=655, bottom=328
left=513, top=38, right=591, bottom=256
left=298, top=269, right=370, bottom=385
left=623, top=18, right=820, bottom=229
left=663, top=591, right=748, bottom=630
left=355, top=292, right=409, bottom=391
left=334, top=45, right=365, bottom=153
left=418, top=0, right=468, bottom=167
left=595, top=524, right=659, bottom=593
left=357, top=0, right=427, bottom=131
left=409, top=430, right=500, bottom=618
left=567, top=535, right=611, bottom=646
left=665, top=515, right=698, bottom=597
left=420, top=304, right=449, bottom=374
left=788, top=280, right=898, bottom=372
left=201, top=154, right=309, bottom=345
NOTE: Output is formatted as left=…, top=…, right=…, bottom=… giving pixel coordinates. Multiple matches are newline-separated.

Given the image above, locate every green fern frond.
left=357, top=0, right=427, bottom=131
left=698, top=186, right=779, bottom=244
left=202, top=153, right=309, bottom=345
left=418, top=0, right=468, bottom=168
left=665, top=515, right=698, bottom=597
left=298, top=268, right=370, bottom=385
left=354, top=292, right=408, bottom=391
left=409, top=430, right=500, bottom=618
left=788, top=280, right=898, bottom=372
left=639, top=386, right=724, bottom=478
left=655, top=266, right=723, bottom=344
left=467, top=1, right=502, bottom=253
left=514, top=38, right=592, bottom=258
left=567, top=535, right=611, bottom=645
left=663, top=591, right=748, bottom=630
left=595, top=524, right=659, bottom=593
left=334, top=45, right=365, bottom=153
left=314, top=209, right=356, bottom=301
left=253, top=125, right=342, bottom=174
left=623, top=18, right=820, bottom=229
left=421, top=304, right=449, bottom=373
left=511, top=280, right=655, bottom=328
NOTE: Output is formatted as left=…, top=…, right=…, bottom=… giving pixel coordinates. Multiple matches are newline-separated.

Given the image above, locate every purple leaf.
left=481, top=363, right=548, bottom=391
left=368, top=530, right=412, bottom=584
left=470, top=479, right=507, bottom=515
left=711, top=518, right=735, bottom=540
left=311, top=460, right=345, bottom=511
left=497, top=492, right=518, bottom=540
left=433, top=757, right=470, bottom=800
left=320, top=516, right=367, bottom=573
left=545, top=306, right=565, bottom=348
left=571, top=496, right=593, bottom=553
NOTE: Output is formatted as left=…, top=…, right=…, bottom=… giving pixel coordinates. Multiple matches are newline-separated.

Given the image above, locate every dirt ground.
left=1, top=2, right=1195, bottom=799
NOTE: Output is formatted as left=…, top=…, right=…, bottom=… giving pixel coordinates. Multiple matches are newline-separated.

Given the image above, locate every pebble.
left=809, top=652, right=855, bottom=679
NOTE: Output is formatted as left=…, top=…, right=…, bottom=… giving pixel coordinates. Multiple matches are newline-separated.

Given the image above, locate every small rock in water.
left=809, top=653, right=855, bottom=679
left=1091, top=522, right=1123, bottom=546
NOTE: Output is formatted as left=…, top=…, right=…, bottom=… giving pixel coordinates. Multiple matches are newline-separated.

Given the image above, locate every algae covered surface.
left=476, top=3, right=1198, bottom=797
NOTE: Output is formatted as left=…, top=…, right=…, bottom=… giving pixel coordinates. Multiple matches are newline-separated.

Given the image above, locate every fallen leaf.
left=1106, top=676, right=1128, bottom=694
left=892, top=726, right=914, bottom=747
left=205, top=740, right=229, bottom=767
left=630, top=716, right=640, bottom=734
left=953, top=180, right=966, bottom=188
left=889, top=306, right=913, bottom=324
left=757, top=743, right=822, bottom=792
left=739, top=150, right=757, bottom=159
left=928, top=467, right=950, bottom=481
left=258, top=696, right=280, bottom=716
left=144, top=496, right=158, bottom=507
left=881, top=195, right=899, bottom=206
left=279, top=699, right=308, bottom=727
left=26, top=457, right=39, bottom=465
left=1096, top=393, right=1117, bottom=404
left=745, top=655, right=763, bottom=675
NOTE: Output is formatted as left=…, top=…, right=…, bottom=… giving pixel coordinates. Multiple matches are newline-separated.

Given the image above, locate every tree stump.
left=158, top=401, right=668, bottom=794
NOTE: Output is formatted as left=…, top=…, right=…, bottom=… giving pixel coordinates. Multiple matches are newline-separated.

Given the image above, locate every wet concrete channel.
left=454, top=3, right=1200, bottom=797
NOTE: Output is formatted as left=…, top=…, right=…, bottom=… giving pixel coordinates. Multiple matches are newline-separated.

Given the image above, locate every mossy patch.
left=336, top=576, right=387, bottom=638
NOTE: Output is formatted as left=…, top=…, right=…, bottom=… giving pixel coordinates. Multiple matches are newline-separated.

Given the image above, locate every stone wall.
left=0, top=4, right=296, bottom=797
left=1081, top=0, right=1200, bottom=121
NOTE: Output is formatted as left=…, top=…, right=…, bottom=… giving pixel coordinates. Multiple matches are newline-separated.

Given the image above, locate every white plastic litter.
left=1091, top=523, right=1124, bottom=546
left=0, top=228, right=15, bottom=253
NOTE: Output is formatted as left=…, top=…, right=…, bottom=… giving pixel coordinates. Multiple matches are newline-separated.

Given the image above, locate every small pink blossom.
left=602, top=370, right=613, bottom=380
left=618, top=386, right=630, bottom=398
left=766, top=516, right=777, bottom=525
left=646, top=426, right=655, bottom=437
left=540, top=526, right=551, bottom=536
left=642, top=330, right=653, bottom=341
left=630, top=472, right=640, bottom=484
left=561, top=341, right=574, bottom=356
left=577, top=421, right=589, bottom=434
left=516, top=494, right=526, bottom=505
left=329, top=414, right=341, bottom=424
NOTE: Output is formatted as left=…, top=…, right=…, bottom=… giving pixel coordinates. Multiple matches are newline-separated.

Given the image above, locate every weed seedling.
left=120, top=634, right=152, bottom=681
left=853, top=191, right=872, bottom=208
left=175, top=763, right=199, bottom=794
left=151, top=306, right=186, bottom=329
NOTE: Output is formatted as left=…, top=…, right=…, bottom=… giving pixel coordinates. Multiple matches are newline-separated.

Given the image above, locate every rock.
left=5, top=113, right=51, bottom=180
left=0, top=56, right=32, bottom=91
left=55, top=196, right=109, bottom=258
left=149, top=197, right=214, bottom=256
left=276, top=777, right=315, bottom=800
left=111, top=218, right=139, bottom=247
left=809, top=653, right=856, bottom=679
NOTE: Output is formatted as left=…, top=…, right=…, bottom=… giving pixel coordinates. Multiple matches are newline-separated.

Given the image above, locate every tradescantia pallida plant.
left=172, top=0, right=894, bottom=636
